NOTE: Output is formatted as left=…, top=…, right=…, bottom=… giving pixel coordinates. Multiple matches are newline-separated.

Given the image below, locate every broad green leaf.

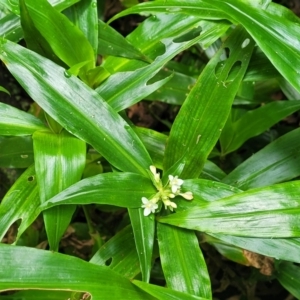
left=90, top=225, right=140, bottom=279
left=200, top=161, right=226, bottom=181
left=220, top=101, right=300, bottom=155
left=128, top=208, right=155, bottom=282
left=164, top=26, right=255, bottom=178
left=97, top=19, right=148, bottom=62
left=135, top=127, right=226, bottom=180
left=0, top=290, right=75, bottom=300
left=157, top=224, right=211, bottom=299
left=0, top=165, right=40, bottom=241
left=0, top=0, right=80, bottom=43
left=146, top=69, right=197, bottom=105
left=1, top=0, right=80, bottom=14
left=0, top=102, right=47, bottom=136
left=206, top=0, right=300, bottom=94
left=40, top=172, right=156, bottom=209
left=133, top=280, right=210, bottom=300
left=119, top=0, right=300, bottom=93
left=207, top=233, right=300, bottom=264
left=108, top=1, right=229, bottom=23
left=0, top=39, right=152, bottom=175
left=0, top=136, right=33, bottom=168
left=279, top=78, right=300, bottom=100
left=244, top=48, right=280, bottom=82
left=134, top=127, right=167, bottom=169
left=0, top=13, right=23, bottom=42
left=159, top=180, right=300, bottom=237
left=0, top=244, right=154, bottom=299
left=276, top=261, right=300, bottom=299
left=20, top=0, right=63, bottom=66
left=204, top=235, right=249, bottom=266
left=222, top=128, right=300, bottom=189
left=24, top=0, right=95, bottom=81
left=97, top=19, right=229, bottom=112
left=33, top=130, right=86, bottom=251
left=103, top=14, right=229, bottom=75
left=64, top=0, right=98, bottom=59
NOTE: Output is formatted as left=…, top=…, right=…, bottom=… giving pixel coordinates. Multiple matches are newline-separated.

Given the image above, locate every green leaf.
left=1, top=0, right=80, bottom=14
left=0, top=136, right=33, bottom=168
left=159, top=180, right=300, bottom=238
left=0, top=0, right=80, bottom=43
left=0, top=244, right=154, bottom=299
left=128, top=208, right=155, bottom=282
left=24, top=0, right=95, bottom=80
left=222, top=128, right=300, bottom=189
left=146, top=69, right=197, bottom=105
left=0, top=39, right=152, bottom=175
left=0, top=290, right=75, bottom=300
left=40, top=172, right=156, bottom=209
left=0, top=102, right=47, bottom=136
left=90, top=225, right=140, bottom=279
left=207, top=233, right=300, bottom=264
left=20, top=0, right=62, bottom=66
left=164, top=26, right=254, bottom=178
left=33, top=130, right=86, bottom=251
left=108, top=1, right=229, bottom=23
left=206, top=0, right=300, bottom=94
left=97, top=19, right=229, bottom=112
left=97, top=19, right=148, bottom=62
left=157, top=224, right=211, bottom=299
left=64, top=0, right=98, bottom=59
left=133, top=280, right=210, bottom=300
left=0, top=85, right=10, bottom=95
left=134, top=127, right=167, bottom=170
left=276, top=261, right=300, bottom=299
left=220, top=101, right=300, bottom=155
left=0, top=165, right=40, bottom=241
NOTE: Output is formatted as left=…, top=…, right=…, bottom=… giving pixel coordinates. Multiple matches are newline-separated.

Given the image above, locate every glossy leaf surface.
left=40, top=172, right=156, bottom=209
left=134, top=280, right=210, bottom=300
left=0, top=244, right=153, bottom=299
left=0, top=165, right=40, bottom=241
left=276, top=261, right=300, bottom=299
left=0, top=39, right=152, bottom=175
left=157, top=224, right=211, bottom=299
left=164, top=26, right=254, bottom=178
left=128, top=208, right=155, bottom=282
left=97, top=20, right=229, bottom=112
left=90, top=225, right=140, bottom=279
left=24, top=0, right=95, bottom=77
left=207, top=0, right=300, bottom=94
left=97, top=18, right=147, bottom=61
left=208, top=233, right=300, bottom=264
left=0, top=136, right=33, bottom=168
left=33, top=130, right=86, bottom=250
left=0, top=102, right=46, bottom=136
left=109, top=1, right=228, bottom=23
left=64, top=0, right=98, bottom=58
left=160, top=181, right=300, bottom=237
left=223, top=128, right=300, bottom=189
left=220, top=101, right=300, bottom=155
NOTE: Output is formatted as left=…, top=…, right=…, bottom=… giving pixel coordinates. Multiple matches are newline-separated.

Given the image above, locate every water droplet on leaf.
left=64, top=70, right=72, bottom=78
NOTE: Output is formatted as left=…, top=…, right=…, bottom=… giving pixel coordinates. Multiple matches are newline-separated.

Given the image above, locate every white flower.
left=150, top=165, right=160, bottom=183
left=163, top=199, right=177, bottom=211
left=141, top=197, right=158, bottom=216
left=168, top=175, right=184, bottom=193
left=179, top=191, right=193, bottom=200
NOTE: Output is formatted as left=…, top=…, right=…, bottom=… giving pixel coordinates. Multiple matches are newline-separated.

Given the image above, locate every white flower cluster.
left=141, top=166, right=193, bottom=216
